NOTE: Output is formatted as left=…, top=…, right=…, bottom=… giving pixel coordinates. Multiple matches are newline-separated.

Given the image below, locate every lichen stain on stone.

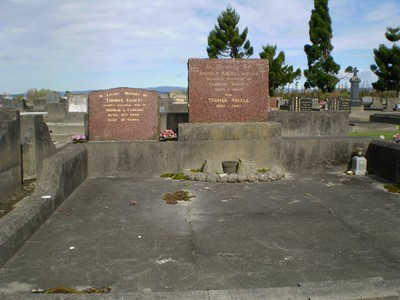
left=162, top=190, right=195, bottom=205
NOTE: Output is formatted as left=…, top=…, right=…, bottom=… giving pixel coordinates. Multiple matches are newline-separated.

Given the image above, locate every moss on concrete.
left=384, top=184, right=400, bottom=193
left=162, top=190, right=195, bottom=205
left=160, top=172, right=188, bottom=180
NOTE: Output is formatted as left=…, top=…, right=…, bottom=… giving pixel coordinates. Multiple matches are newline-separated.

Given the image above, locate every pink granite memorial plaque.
left=188, top=59, right=269, bottom=123
left=88, top=87, right=159, bottom=141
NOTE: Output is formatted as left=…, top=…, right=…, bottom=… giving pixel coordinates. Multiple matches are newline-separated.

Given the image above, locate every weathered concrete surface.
left=0, top=173, right=399, bottom=298
left=178, top=122, right=282, bottom=141
left=32, top=98, right=47, bottom=111
left=279, top=136, right=373, bottom=173
left=0, top=110, right=21, bottom=201
left=46, top=100, right=66, bottom=123
left=0, top=279, right=399, bottom=299
left=0, top=144, right=87, bottom=268
left=85, top=137, right=372, bottom=177
left=84, top=140, right=282, bottom=177
left=268, top=110, right=349, bottom=137
left=20, top=114, right=56, bottom=180
left=0, top=99, right=24, bottom=110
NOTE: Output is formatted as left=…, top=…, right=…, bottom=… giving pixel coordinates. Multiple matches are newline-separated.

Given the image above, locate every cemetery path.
left=0, top=173, right=400, bottom=299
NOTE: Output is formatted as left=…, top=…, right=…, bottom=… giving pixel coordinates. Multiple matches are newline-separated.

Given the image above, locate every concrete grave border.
left=0, top=144, right=87, bottom=267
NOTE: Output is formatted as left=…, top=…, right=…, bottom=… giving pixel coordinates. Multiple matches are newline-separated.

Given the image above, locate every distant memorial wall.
left=188, top=59, right=269, bottom=122
left=88, top=87, right=159, bottom=141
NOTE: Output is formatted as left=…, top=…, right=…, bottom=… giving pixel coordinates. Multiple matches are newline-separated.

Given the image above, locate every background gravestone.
left=289, top=97, right=313, bottom=111
left=32, top=97, right=47, bottom=111
left=88, top=87, right=159, bottom=141
left=188, top=59, right=269, bottom=122
left=0, top=98, right=24, bottom=110
left=300, top=98, right=312, bottom=111
left=47, top=92, right=61, bottom=104
left=350, top=67, right=361, bottom=107
left=339, top=98, right=350, bottom=111
left=68, top=94, right=88, bottom=113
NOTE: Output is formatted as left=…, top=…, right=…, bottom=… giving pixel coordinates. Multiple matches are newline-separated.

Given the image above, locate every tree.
left=303, top=0, right=340, bottom=95
left=207, top=5, right=253, bottom=59
left=385, top=26, right=400, bottom=43
left=259, top=45, right=301, bottom=96
left=26, top=88, right=52, bottom=101
left=370, top=26, right=400, bottom=97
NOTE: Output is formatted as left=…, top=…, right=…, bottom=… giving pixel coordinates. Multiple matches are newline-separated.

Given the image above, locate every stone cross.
left=353, top=67, right=359, bottom=78
left=350, top=67, right=361, bottom=104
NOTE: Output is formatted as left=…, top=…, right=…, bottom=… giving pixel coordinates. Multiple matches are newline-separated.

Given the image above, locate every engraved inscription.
left=197, top=61, right=265, bottom=110
left=98, top=91, right=149, bottom=123
left=188, top=59, right=269, bottom=123
left=198, top=64, right=264, bottom=109
left=88, top=87, right=159, bottom=141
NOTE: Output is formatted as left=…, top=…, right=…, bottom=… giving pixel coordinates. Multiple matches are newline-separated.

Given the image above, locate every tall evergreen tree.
left=385, top=26, right=400, bottom=43
left=259, top=45, right=301, bottom=96
left=207, top=5, right=253, bottom=59
left=371, top=26, right=400, bottom=97
left=304, top=0, right=340, bottom=94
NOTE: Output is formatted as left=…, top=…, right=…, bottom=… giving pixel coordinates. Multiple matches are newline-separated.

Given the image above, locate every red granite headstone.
left=88, top=87, right=159, bottom=141
left=188, top=59, right=269, bottom=123
left=269, top=97, right=279, bottom=109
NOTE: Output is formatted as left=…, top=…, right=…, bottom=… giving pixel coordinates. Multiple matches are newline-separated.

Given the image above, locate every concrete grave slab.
left=1, top=173, right=400, bottom=296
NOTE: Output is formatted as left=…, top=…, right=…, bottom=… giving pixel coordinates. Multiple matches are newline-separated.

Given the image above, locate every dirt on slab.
left=162, top=190, right=195, bottom=205
left=0, top=180, right=36, bottom=219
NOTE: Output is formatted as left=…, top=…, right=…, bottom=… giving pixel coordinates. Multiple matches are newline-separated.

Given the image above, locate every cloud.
left=0, top=56, right=13, bottom=61
left=365, top=2, right=400, bottom=23
left=1, top=0, right=399, bottom=93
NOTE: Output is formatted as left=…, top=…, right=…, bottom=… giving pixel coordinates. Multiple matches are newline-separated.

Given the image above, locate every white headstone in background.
left=352, top=156, right=367, bottom=176
left=68, top=94, right=88, bottom=113
left=361, top=96, right=373, bottom=106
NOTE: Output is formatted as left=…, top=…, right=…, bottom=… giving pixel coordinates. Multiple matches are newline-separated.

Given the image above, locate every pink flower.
left=160, top=129, right=177, bottom=140
left=71, top=133, right=87, bottom=143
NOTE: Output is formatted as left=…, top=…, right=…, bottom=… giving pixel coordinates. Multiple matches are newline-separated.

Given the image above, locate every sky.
left=1, top=0, right=399, bottom=94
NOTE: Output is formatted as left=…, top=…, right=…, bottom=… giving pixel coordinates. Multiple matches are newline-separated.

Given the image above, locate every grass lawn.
left=348, top=130, right=398, bottom=140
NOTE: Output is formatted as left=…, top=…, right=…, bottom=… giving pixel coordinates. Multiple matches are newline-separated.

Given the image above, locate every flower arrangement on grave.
left=393, top=133, right=400, bottom=143
left=159, top=129, right=177, bottom=141
left=71, top=134, right=87, bottom=143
